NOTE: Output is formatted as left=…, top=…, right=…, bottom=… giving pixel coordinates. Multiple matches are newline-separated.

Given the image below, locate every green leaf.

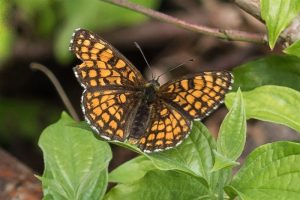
left=14, top=0, right=56, bottom=36
left=211, top=150, right=239, bottom=172
left=38, top=112, right=112, bottom=200
left=92, top=122, right=217, bottom=187
left=108, top=122, right=232, bottom=195
left=55, top=0, right=159, bottom=63
left=217, top=89, right=246, bottom=160
left=109, top=156, right=156, bottom=184
left=212, top=89, right=246, bottom=171
left=261, top=0, right=300, bottom=49
left=144, top=122, right=217, bottom=186
left=226, top=141, right=300, bottom=200
left=226, top=85, right=300, bottom=132
left=232, top=55, right=300, bottom=92
left=284, top=39, right=300, bottom=57
left=74, top=120, right=231, bottom=197
left=105, top=170, right=210, bottom=200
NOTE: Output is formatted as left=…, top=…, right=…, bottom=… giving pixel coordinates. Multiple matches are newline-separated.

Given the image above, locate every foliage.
left=1, top=0, right=159, bottom=64
left=36, top=1, right=300, bottom=199
left=0, top=0, right=14, bottom=64
left=261, top=0, right=300, bottom=49
left=284, top=40, right=300, bottom=57
left=0, top=98, right=60, bottom=143
left=38, top=113, right=112, bottom=200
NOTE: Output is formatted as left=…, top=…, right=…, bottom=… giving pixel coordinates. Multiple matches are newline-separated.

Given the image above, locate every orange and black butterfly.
left=70, top=29, right=233, bottom=153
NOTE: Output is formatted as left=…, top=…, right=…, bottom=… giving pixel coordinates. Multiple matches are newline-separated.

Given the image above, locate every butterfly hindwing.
left=137, top=101, right=191, bottom=152
left=82, top=89, right=138, bottom=141
left=159, top=71, right=233, bottom=120
left=70, top=28, right=145, bottom=89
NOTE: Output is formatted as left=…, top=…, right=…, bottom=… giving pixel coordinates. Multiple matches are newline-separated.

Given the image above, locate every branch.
left=101, top=0, right=267, bottom=44
left=30, top=63, right=80, bottom=122
left=233, top=0, right=262, bottom=22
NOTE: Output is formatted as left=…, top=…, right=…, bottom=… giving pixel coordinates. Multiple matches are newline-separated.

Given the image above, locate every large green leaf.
left=105, top=170, right=210, bottom=200
left=73, top=121, right=216, bottom=184
left=226, top=142, right=300, bottom=200
left=232, top=55, right=300, bottom=92
left=38, top=112, right=112, bottom=200
left=73, top=120, right=232, bottom=197
left=261, top=0, right=300, bottom=49
left=55, top=0, right=159, bottom=63
left=212, top=89, right=245, bottom=171
left=226, top=85, right=300, bottom=132
left=107, top=122, right=232, bottom=196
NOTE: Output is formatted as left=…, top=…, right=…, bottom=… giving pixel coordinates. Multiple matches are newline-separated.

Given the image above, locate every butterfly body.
left=70, top=28, right=233, bottom=152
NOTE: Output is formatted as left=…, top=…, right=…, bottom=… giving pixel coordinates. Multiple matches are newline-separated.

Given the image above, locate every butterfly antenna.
left=157, top=59, right=194, bottom=80
left=134, top=42, right=154, bottom=79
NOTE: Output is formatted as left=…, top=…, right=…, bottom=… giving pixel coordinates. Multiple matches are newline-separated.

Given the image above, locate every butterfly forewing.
left=159, top=72, right=233, bottom=120
left=70, top=29, right=146, bottom=89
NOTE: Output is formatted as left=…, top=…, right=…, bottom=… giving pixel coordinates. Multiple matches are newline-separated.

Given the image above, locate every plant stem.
left=233, top=0, right=262, bottom=22
left=30, top=63, right=80, bottom=122
left=101, top=0, right=267, bottom=44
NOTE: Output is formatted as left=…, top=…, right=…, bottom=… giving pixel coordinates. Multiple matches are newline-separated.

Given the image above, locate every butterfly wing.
left=70, top=29, right=145, bottom=141
left=70, top=28, right=146, bottom=89
left=82, top=89, right=139, bottom=141
left=137, top=71, right=233, bottom=152
left=137, top=101, right=191, bottom=152
left=158, top=71, right=233, bottom=120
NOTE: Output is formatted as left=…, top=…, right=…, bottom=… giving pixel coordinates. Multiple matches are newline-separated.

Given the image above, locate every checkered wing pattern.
left=82, top=89, right=137, bottom=141
left=159, top=72, right=233, bottom=120
left=70, top=28, right=146, bottom=89
left=71, top=29, right=234, bottom=153
left=70, top=29, right=146, bottom=142
left=138, top=101, right=191, bottom=152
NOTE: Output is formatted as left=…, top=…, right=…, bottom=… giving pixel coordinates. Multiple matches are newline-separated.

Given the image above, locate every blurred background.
left=1, top=0, right=299, bottom=191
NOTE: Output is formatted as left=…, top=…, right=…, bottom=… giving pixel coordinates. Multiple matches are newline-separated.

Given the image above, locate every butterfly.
left=70, top=28, right=233, bottom=153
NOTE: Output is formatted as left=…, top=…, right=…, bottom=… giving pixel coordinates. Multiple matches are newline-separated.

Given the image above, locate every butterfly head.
left=146, top=79, right=160, bottom=91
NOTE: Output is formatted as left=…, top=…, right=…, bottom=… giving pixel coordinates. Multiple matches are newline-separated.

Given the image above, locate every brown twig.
left=101, top=0, right=267, bottom=44
left=30, top=63, right=80, bottom=122
left=233, top=0, right=262, bottom=22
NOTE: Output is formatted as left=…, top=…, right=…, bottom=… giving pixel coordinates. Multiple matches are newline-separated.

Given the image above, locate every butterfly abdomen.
left=129, top=100, right=151, bottom=139
left=129, top=83, right=158, bottom=140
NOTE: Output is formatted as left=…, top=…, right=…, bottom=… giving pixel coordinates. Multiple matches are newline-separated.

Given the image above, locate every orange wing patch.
left=82, top=89, right=136, bottom=141
left=137, top=102, right=191, bottom=152
left=159, top=71, right=233, bottom=120
left=70, top=29, right=145, bottom=89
